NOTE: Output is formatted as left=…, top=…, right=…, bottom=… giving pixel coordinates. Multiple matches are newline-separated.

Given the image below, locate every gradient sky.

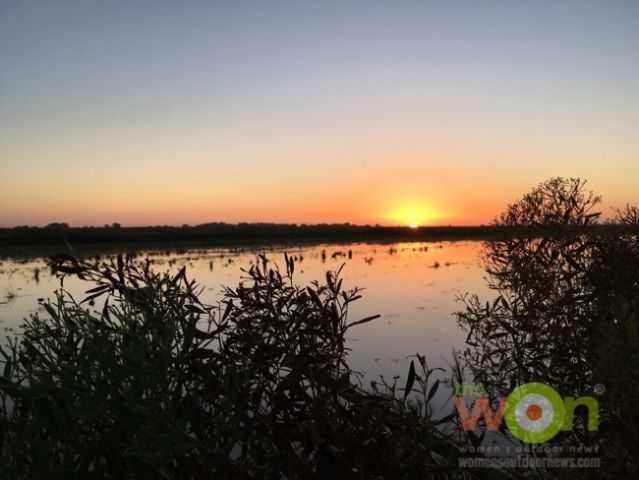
left=1, top=1, right=638, bottom=227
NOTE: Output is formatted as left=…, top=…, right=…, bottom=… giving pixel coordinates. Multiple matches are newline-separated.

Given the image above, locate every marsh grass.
left=0, top=252, right=466, bottom=479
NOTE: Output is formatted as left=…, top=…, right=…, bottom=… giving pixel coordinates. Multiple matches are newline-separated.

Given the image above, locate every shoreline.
left=0, top=223, right=632, bottom=259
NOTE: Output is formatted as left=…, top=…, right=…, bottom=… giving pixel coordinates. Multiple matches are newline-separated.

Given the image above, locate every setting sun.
left=387, top=205, right=440, bottom=228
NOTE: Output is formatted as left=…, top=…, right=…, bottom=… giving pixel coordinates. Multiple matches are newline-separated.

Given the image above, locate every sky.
left=1, top=0, right=638, bottom=227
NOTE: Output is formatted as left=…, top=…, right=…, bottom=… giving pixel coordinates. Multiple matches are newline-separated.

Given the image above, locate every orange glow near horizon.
left=0, top=123, right=634, bottom=228
left=380, top=200, right=447, bottom=228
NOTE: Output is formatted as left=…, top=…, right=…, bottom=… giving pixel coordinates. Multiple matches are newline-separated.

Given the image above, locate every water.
left=0, top=240, right=490, bottom=406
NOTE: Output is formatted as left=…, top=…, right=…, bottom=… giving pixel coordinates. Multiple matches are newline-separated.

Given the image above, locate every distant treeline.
left=0, top=221, right=632, bottom=250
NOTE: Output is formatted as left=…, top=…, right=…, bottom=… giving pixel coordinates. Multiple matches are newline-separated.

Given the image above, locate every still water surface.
left=0, top=241, right=490, bottom=402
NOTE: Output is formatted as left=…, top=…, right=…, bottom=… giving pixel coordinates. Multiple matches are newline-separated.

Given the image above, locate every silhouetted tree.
left=457, top=177, right=639, bottom=477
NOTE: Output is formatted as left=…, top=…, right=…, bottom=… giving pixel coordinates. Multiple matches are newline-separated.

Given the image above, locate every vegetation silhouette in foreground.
left=456, top=177, right=639, bottom=477
left=0, top=253, right=463, bottom=479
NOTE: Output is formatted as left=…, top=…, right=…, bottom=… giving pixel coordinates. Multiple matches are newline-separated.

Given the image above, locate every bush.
left=0, top=253, right=462, bottom=479
left=457, top=178, right=604, bottom=393
left=456, top=177, right=639, bottom=476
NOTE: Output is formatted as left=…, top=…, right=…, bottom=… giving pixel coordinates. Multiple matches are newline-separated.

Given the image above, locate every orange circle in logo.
left=526, top=404, right=543, bottom=421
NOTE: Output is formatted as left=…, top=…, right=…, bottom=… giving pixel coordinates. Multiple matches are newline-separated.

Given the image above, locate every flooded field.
left=0, top=241, right=489, bottom=388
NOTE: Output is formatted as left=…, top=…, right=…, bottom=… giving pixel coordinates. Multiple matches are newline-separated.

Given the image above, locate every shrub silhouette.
left=457, top=178, right=605, bottom=392
left=456, top=177, right=639, bottom=476
left=0, top=253, right=462, bottom=479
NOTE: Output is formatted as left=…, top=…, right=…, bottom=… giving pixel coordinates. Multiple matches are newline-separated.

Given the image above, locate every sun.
left=388, top=205, right=439, bottom=228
